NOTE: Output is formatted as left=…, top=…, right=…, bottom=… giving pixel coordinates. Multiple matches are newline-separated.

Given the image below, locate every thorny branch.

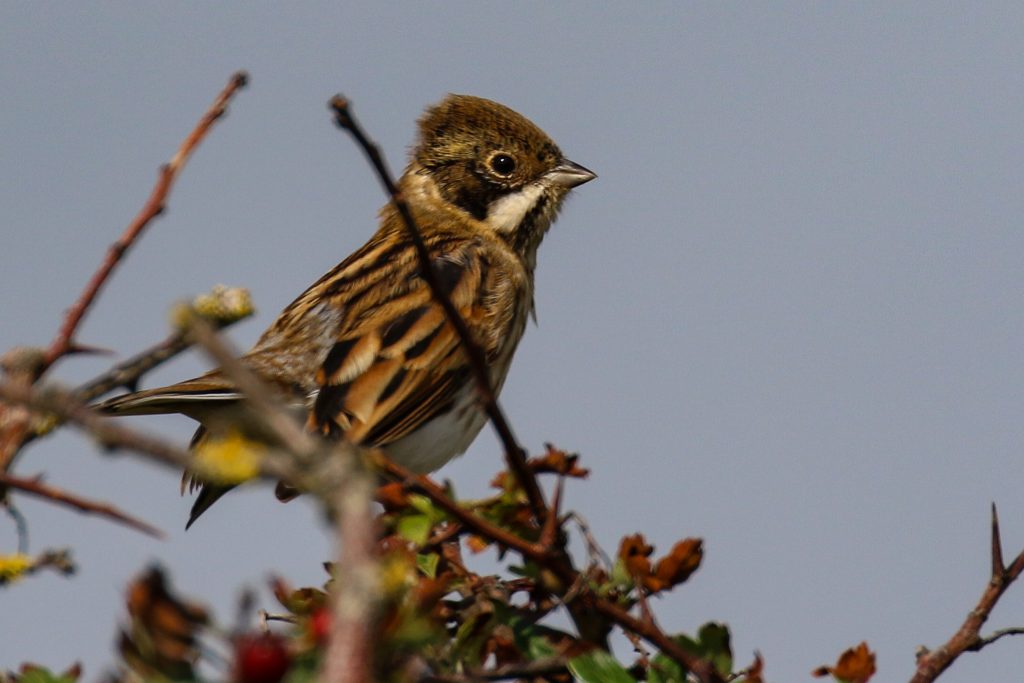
left=41, top=71, right=249, bottom=376
left=0, top=71, right=249, bottom=476
left=910, top=504, right=1024, bottom=683
left=327, top=95, right=548, bottom=526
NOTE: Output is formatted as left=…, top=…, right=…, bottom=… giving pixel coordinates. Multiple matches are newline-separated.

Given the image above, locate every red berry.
left=309, top=607, right=332, bottom=645
left=233, top=632, right=291, bottom=683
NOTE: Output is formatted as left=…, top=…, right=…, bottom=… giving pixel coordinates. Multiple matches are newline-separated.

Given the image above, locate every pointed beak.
left=547, top=159, right=597, bottom=188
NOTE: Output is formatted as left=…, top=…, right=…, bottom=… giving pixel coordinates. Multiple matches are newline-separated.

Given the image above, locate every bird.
left=99, top=94, right=596, bottom=528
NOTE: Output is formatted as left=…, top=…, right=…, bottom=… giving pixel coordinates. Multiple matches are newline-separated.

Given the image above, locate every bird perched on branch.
left=100, top=94, right=595, bottom=528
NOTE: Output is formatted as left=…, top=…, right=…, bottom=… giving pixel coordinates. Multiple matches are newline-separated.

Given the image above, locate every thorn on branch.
left=911, top=505, right=1024, bottom=683
left=991, top=503, right=1004, bottom=577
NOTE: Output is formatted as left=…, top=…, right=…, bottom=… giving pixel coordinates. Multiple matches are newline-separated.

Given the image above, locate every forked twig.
left=910, top=504, right=1024, bottom=682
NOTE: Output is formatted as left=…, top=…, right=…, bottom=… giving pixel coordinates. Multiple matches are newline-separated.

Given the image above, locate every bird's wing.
left=101, top=236, right=513, bottom=449
left=307, top=247, right=501, bottom=447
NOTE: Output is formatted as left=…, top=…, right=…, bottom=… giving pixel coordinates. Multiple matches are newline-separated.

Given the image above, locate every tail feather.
left=96, top=375, right=241, bottom=416
left=185, top=483, right=234, bottom=530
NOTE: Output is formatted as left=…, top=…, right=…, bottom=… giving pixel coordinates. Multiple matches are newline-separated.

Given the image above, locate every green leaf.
left=568, top=651, right=636, bottom=683
left=16, top=669, right=80, bottom=683
left=697, top=622, right=732, bottom=675
left=526, top=634, right=557, bottom=660
left=396, top=514, right=432, bottom=545
left=649, top=652, right=686, bottom=683
left=282, top=653, right=320, bottom=683
left=674, top=622, right=733, bottom=677
left=416, top=552, right=440, bottom=578
left=610, top=558, right=635, bottom=590
left=408, top=493, right=437, bottom=517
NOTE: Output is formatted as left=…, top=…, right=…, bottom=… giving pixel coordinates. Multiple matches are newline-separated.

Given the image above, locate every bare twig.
left=3, top=500, right=29, bottom=554
left=566, top=512, right=613, bottom=570
left=41, top=71, right=249, bottom=375
left=911, top=504, right=1024, bottom=682
left=327, top=95, right=547, bottom=524
left=969, top=626, right=1024, bottom=651
left=0, top=472, right=163, bottom=538
left=0, top=71, right=249, bottom=476
left=0, top=382, right=194, bottom=472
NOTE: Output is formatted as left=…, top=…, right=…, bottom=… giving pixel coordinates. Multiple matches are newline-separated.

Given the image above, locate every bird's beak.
left=547, top=159, right=597, bottom=188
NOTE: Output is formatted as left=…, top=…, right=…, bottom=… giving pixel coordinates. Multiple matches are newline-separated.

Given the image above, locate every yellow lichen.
left=0, top=553, right=33, bottom=584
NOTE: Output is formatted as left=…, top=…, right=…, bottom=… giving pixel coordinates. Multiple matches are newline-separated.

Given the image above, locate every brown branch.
left=910, top=504, right=1024, bottom=682
left=0, top=472, right=163, bottom=538
left=76, top=331, right=190, bottom=401
left=378, top=456, right=550, bottom=565
left=327, top=95, right=547, bottom=524
left=40, top=71, right=249, bottom=375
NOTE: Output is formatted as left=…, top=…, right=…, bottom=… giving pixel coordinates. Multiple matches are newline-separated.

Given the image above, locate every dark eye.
left=489, top=153, right=516, bottom=176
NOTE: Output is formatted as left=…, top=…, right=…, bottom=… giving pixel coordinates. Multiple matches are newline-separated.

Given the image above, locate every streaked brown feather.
left=307, top=242, right=515, bottom=448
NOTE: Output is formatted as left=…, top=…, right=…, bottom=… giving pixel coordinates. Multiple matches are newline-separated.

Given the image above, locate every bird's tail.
left=96, top=374, right=241, bottom=417
left=185, top=483, right=234, bottom=530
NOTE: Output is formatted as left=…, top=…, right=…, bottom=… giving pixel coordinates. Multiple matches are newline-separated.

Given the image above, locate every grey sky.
left=2, top=4, right=1023, bottom=681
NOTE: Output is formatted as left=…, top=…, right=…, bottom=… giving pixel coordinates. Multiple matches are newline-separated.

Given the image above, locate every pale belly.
left=382, top=386, right=489, bottom=473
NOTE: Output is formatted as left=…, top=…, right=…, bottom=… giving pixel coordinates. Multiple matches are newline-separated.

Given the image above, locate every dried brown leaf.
left=813, top=641, right=875, bottom=682
left=649, top=538, right=703, bottom=592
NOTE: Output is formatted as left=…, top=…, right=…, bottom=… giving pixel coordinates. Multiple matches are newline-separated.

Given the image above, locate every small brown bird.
left=101, top=94, right=595, bottom=528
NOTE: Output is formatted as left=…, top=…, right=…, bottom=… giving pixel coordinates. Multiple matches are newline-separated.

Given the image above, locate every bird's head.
left=408, top=94, right=595, bottom=260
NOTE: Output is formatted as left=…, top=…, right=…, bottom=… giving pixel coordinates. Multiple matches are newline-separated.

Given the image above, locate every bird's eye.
left=489, top=153, right=517, bottom=176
